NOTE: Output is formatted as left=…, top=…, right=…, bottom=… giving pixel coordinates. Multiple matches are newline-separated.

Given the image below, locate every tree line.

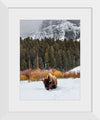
left=20, top=37, right=80, bottom=71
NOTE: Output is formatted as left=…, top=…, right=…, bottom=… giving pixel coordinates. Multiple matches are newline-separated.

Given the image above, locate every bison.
left=42, top=73, right=57, bottom=90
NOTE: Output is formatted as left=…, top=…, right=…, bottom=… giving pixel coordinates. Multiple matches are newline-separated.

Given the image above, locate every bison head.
left=42, top=78, right=53, bottom=90
left=42, top=78, right=55, bottom=90
left=42, top=78, right=49, bottom=90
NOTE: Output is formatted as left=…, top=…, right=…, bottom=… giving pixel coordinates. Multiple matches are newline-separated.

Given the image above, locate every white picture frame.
left=0, top=0, right=99, bottom=120
left=9, top=8, right=91, bottom=112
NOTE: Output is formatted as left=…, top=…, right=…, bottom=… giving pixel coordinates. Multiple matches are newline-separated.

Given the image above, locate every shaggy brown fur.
left=42, top=73, right=57, bottom=90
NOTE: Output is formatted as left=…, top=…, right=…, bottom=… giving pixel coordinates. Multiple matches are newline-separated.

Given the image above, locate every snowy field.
left=20, top=78, right=80, bottom=100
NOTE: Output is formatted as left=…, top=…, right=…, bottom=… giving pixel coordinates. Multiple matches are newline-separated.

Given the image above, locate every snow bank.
left=20, top=78, right=80, bottom=100
left=71, top=66, right=80, bottom=74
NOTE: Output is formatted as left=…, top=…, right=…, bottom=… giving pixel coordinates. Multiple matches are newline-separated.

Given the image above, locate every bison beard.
left=42, top=73, right=57, bottom=90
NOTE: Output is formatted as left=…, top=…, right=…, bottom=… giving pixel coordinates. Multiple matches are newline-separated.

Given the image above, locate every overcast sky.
left=20, top=20, right=42, bottom=38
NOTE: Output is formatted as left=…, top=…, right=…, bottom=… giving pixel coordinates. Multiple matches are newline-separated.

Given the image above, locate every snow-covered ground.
left=20, top=78, right=80, bottom=100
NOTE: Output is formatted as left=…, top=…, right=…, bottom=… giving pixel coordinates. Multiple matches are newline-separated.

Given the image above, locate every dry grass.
left=29, top=68, right=44, bottom=81
left=20, top=75, right=28, bottom=80
left=53, top=70, right=64, bottom=78
left=64, top=72, right=80, bottom=78
left=20, top=68, right=80, bottom=81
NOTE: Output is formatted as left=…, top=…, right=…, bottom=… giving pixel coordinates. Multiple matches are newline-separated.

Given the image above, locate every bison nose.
left=46, top=87, right=49, bottom=90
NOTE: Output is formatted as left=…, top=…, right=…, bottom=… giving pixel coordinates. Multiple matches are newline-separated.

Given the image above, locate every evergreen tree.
left=39, top=57, right=44, bottom=69
left=57, top=49, right=62, bottom=71
left=62, top=51, right=67, bottom=71
left=45, top=46, right=50, bottom=69
left=49, top=46, right=56, bottom=68
left=21, top=60, right=27, bottom=70
left=20, top=37, right=80, bottom=71
left=33, top=58, right=37, bottom=69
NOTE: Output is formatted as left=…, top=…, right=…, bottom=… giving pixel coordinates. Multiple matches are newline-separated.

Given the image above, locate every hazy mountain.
left=23, top=20, right=80, bottom=40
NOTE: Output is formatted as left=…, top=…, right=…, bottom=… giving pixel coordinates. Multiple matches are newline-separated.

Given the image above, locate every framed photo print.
left=0, top=0, right=99, bottom=119
left=20, top=19, right=81, bottom=100
left=9, top=8, right=91, bottom=112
